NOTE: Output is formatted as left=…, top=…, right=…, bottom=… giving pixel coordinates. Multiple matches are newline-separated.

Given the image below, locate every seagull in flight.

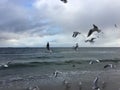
left=46, top=42, right=52, bottom=52
left=53, top=70, right=62, bottom=78
left=92, top=77, right=100, bottom=90
left=74, top=43, right=79, bottom=51
left=104, top=64, right=114, bottom=69
left=72, top=31, right=81, bottom=38
left=114, top=24, right=118, bottom=28
left=85, top=38, right=96, bottom=43
left=61, top=0, right=67, bottom=3
left=87, top=24, right=101, bottom=37
left=89, top=59, right=100, bottom=64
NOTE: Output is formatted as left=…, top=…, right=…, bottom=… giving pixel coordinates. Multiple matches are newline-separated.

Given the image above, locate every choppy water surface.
left=0, top=47, right=120, bottom=90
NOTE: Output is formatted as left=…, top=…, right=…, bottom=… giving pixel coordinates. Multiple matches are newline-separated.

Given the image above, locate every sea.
left=0, top=47, right=120, bottom=90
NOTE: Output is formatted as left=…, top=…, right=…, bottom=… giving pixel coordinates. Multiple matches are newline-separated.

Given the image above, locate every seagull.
left=78, top=81, right=82, bottom=90
left=0, top=61, right=12, bottom=68
left=46, top=42, right=50, bottom=51
left=61, top=0, right=67, bottom=3
left=28, top=86, right=39, bottom=90
left=53, top=70, right=62, bottom=78
left=85, top=38, right=96, bottom=43
left=72, top=32, right=81, bottom=38
left=87, top=24, right=101, bottom=37
left=46, top=42, right=52, bottom=52
left=114, top=24, right=118, bottom=28
left=92, top=77, right=100, bottom=90
left=74, top=43, right=79, bottom=51
left=89, top=60, right=100, bottom=64
left=104, top=64, right=114, bottom=69
left=102, top=81, right=106, bottom=89
left=63, top=80, right=71, bottom=90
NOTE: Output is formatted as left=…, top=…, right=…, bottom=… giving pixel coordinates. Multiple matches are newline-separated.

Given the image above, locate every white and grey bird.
left=89, top=60, right=100, bottom=64
left=72, top=32, right=81, bottom=38
left=87, top=24, right=101, bottom=37
left=104, top=64, right=114, bottom=69
left=74, top=43, right=79, bottom=51
left=27, top=86, right=39, bottom=90
left=85, top=38, right=96, bottom=43
left=92, top=77, right=100, bottom=90
left=53, top=70, right=62, bottom=77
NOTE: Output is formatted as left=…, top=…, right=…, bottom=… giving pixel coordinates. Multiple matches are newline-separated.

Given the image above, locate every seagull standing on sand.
left=92, top=77, right=100, bottom=90
left=87, top=24, right=101, bottom=37
left=72, top=32, right=81, bottom=38
left=61, top=0, right=67, bottom=3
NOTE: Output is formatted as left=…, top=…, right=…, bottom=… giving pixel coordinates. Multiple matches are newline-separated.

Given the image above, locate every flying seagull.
left=89, top=59, right=100, bottom=64
left=46, top=42, right=50, bottom=51
left=87, top=24, right=101, bottom=37
left=61, top=0, right=67, bottom=3
left=92, top=77, right=100, bottom=90
left=104, top=64, right=114, bottom=69
left=72, top=31, right=81, bottom=38
left=85, top=38, right=96, bottom=43
left=114, top=24, right=117, bottom=28
left=53, top=70, right=62, bottom=78
left=74, top=43, right=79, bottom=51
left=46, top=42, right=52, bottom=52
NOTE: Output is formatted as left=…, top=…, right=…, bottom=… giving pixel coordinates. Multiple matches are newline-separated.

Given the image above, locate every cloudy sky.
left=0, top=0, right=120, bottom=47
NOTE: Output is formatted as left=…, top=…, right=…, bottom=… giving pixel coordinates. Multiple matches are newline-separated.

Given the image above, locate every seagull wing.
left=93, top=24, right=98, bottom=29
left=61, top=0, right=67, bottom=3
left=72, top=32, right=75, bottom=37
left=93, top=77, right=99, bottom=88
left=46, top=42, right=50, bottom=50
left=87, top=29, right=93, bottom=37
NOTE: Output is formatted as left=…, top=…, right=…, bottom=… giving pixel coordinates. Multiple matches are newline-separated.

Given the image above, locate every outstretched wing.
left=61, top=0, right=67, bottom=3
left=93, top=24, right=98, bottom=29
left=93, top=77, right=98, bottom=88
left=87, top=29, right=93, bottom=37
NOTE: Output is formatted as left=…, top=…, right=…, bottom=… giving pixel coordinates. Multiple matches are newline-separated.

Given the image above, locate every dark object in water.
left=87, top=24, right=101, bottom=37
left=72, top=64, right=75, bottom=67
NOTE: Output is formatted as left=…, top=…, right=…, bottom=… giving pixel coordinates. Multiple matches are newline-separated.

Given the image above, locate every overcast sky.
left=0, top=0, right=120, bottom=47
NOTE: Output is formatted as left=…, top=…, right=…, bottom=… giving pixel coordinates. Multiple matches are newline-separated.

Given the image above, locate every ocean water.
left=0, top=47, right=120, bottom=90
